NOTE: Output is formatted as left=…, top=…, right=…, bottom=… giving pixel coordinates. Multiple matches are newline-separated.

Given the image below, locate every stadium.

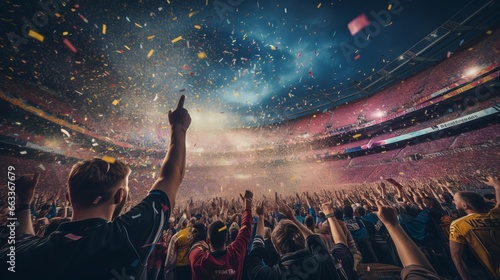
left=0, top=0, right=499, bottom=279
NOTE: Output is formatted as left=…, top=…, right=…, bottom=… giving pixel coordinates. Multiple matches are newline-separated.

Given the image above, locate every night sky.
left=0, top=0, right=496, bottom=128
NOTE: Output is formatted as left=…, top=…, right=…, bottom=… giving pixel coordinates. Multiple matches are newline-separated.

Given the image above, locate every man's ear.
left=113, top=188, right=126, bottom=205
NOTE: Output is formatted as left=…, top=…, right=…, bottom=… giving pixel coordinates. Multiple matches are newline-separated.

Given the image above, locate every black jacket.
left=245, top=234, right=339, bottom=280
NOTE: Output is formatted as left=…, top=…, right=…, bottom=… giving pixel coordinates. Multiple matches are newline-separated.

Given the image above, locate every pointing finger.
left=177, top=95, right=185, bottom=109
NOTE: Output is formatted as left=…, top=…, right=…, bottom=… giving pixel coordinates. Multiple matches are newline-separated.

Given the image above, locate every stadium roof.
left=1, top=0, right=499, bottom=128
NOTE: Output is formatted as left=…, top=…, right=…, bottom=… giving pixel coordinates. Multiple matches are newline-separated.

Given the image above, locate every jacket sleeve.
left=227, top=209, right=252, bottom=259
left=244, top=235, right=274, bottom=280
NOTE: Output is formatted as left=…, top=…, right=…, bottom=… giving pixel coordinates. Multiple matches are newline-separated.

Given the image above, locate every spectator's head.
left=67, top=158, right=131, bottom=221
left=229, top=222, right=240, bottom=242
left=355, top=206, right=366, bottom=216
left=304, top=215, right=315, bottom=232
left=334, top=208, right=344, bottom=221
left=454, top=191, right=486, bottom=215
left=422, top=196, right=441, bottom=210
left=207, top=220, right=228, bottom=251
left=439, top=192, right=453, bottom=204
left=271, top=219, right=305, bottom=256
left=343, top=205, right=354, bottom=218
left=190, top=222, right=207, bottom=247
left=264, top=227, right=272, bottom=239
left=181, top=218, right=189, bottom=229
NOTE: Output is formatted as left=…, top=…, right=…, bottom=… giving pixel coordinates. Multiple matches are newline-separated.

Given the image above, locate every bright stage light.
left=464, top=67, right=479, bottom=78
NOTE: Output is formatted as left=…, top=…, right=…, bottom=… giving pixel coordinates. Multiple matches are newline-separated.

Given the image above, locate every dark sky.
left=0, top=0, right=496, bottom=127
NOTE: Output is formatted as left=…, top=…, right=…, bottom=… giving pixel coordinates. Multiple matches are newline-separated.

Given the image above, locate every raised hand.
left=376, top=200, right=399, bottom=227
left=15, top=173, right=40, bottom=204
left=320, top=200, right=334, bottom=215
left=239, top=190, right=253, bottom=211
left=168, top=95, right=191, bottom=131
left=256, top=200, right=265, bottom=216
left=277, top=199, right=294, bottom=220
left=482, top=175, right=500, bottom=189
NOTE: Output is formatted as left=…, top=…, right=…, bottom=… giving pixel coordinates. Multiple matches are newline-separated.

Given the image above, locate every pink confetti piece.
left=93, top=196, right=102, bottom=204
left=348, top=14, right=370, bottom=36
left=65, top=233, right=82, bottom=241
left=161, top=203, right=169, bottom=212
left=63, top=38, right=78, bottom=53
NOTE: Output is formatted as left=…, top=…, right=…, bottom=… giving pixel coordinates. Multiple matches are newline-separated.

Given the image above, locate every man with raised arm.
left=0, top=95, right=191, bottom=280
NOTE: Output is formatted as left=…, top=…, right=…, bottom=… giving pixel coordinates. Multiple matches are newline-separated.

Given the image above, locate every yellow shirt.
left=175, top=227, right=192, bottom=266
left=449, top=206, right=500, bottom=279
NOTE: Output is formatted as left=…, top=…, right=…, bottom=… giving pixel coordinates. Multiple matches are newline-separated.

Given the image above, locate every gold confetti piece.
left=167, top=0, right=170, bottom=4
left=55, top=13, right=61, bottom=17
left=388, top=4, right=392, bottom=10
left=112, top=99, right=119, bottom=105
left=63, top=31, right=69, bottom=35
left=70, top=76, right=75, bottom=80
left=102, top=24, right=107, bottom=34
left=270, top=45, right=277, bottom=51
left=189, top=11, right=199, bottom=18
left=194, top=25, right=201, bottom=29
left=317, top=3, right=322, bottom=8
left=147, top=35, right=155, bottom=40
left=171, top=36, right=182, bottom=43
left=206, top=0, right=208, bottom=6
left=102, top=155, right=116, bottom=164
left=197, top=51, right=207, bottom=59
left=147, top=49, right=154, bottom=58
left=134, top=22, right=142, bottom=28
left=218, top=226, right=227, bottom=232
left=352, top=133, right=362, bottom=139
left=116, top=50, right=122, bottom=53
left=172, top=17, right=177, bottom=20
left=486, top=30, right=492, bottom=34
left=124, top=45, right=130, bottom=50
left=28, top=30, right=44, bottom=42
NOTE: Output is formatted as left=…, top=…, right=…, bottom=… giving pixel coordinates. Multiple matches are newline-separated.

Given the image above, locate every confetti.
left=194, top=25, right=201, bottom=29
left=102, top=24, right=107, bottom=34
left=147, top=35, right=155, bottom=40
left=218, top=225, right=227, bottom=232
left=93, top=196, right=102, bottom=204
left=317, top=3, right=322, bottom=8
left=147, top=49, right=154, bottom=58
left=102, top=155, right=116, bottom=164
left=28, top=30, right=44, bottom=42
left=171, top=36, right=182, bottom=43
left=197, top=51, right=207, bottom=59
left=20, top=151, right=27, bottom=155
left=39, top=164, right=46, bottom=170
left=189, top=11, right=199, bottom=18
left=63, top=38, right=78, bottom=53
left=348, top=14, right=370, bottom=36
left=65, top=233, right=82, bottom=241
left=132, top=214, right=141, bottom=219
left=62, top=31, right=68, bottom=36
left=61, top=128, right=71, bottom=137
left=135, top=23, right=142, bottom=28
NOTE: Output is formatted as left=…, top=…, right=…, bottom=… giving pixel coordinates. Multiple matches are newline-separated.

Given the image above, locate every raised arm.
left=14, top=173, right=40, bottom=236
left=151, top=95, right=191, bottom=210
left=277, top=199, right=312, bottom=238
left=482, top=176, right=500, bottom=208
left=376, top=200, right=435, bottom=272
left=320, top=201, right=347, bottom=245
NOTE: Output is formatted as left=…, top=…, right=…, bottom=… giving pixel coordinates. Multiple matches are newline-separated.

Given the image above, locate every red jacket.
left=190, top=209, right=252, bottom=280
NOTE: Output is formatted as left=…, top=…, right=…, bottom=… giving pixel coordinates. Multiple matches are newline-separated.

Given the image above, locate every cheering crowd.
left=1, top=96, right=499, bottom=280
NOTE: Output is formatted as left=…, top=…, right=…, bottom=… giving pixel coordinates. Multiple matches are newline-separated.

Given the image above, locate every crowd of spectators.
left=1, top=95, right=499, bottom=280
